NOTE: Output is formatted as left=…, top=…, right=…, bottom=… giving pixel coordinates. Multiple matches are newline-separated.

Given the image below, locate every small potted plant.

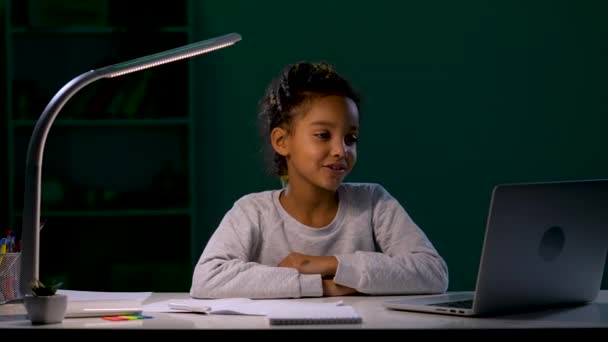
left=23, top=279, right=67, bottom=324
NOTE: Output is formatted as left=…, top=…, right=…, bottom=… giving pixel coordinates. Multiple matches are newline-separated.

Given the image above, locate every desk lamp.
left=19, top=32, right=242, bottom=296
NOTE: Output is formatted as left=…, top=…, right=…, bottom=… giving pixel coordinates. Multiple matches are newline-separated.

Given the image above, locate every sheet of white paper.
left=142, top=299, right=179, bottom=313
left=143, top=297, right=348, bottom=318
left=145, top=298, right=261, bottom=315
left=252, top=300, right=346, bottom=316
left=57, top=289, right=152, bottom=302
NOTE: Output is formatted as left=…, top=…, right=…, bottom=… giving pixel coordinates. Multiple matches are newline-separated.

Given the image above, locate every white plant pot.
left=23, top=294, right=68, bottom=324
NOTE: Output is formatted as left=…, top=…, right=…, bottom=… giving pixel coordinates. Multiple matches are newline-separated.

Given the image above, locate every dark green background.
left=191, top=0, right=607, bottom=292
left=3, top=0, right=607, bottom=292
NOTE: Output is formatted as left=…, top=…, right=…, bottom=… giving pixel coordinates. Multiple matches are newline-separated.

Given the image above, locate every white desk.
left=1, top=291, right=607, bottom=337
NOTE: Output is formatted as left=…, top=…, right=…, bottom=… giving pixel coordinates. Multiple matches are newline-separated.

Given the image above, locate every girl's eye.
left=345, top=134, right=358, bottom=146
left=315, top=132, right=330, bottom=140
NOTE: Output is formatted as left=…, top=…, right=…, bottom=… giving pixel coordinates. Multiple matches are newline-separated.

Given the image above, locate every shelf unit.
left=4, top=0, right=195, bottom=292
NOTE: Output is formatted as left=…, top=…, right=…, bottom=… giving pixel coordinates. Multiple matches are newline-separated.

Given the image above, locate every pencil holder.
left=0, top=252, right=22, bottom=304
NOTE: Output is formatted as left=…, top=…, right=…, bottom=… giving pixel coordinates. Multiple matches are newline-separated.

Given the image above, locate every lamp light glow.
left=19, top=32, right=242, bottom=296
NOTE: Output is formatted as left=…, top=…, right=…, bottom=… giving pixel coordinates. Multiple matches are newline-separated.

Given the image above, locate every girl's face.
left=279, top=95, right=359, bottom=193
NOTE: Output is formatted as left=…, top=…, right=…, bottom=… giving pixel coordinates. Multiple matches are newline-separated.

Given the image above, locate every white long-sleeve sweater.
left=190, top=183, right=449, bottom=299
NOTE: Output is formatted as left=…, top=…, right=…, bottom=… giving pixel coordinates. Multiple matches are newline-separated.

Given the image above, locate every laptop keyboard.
left=428, top=299, right=474, bottom=309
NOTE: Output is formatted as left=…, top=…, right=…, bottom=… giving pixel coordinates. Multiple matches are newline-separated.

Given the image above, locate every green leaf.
left=31, top=279, right=63, bottom=296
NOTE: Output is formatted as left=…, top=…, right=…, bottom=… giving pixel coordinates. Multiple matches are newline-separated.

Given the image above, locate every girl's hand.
left=322, top=279, right=358, bottom=296
left=278, top=252, right=338, bottom=277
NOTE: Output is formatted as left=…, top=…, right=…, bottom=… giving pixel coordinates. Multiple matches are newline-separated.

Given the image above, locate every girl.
left=190, top=61, right=448, bottom=298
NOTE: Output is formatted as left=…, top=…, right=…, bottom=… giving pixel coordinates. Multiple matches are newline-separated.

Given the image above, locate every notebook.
left=384, top=179, right=608, bottom=317
left=264, top=301, right=362, bottom=325
left=265, top=305, right=361, bottom=325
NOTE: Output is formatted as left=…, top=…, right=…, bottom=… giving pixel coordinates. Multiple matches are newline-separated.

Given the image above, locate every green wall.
left=1, top=2, right=7, bottom=228
left=191, top=0, right=608, bottom=291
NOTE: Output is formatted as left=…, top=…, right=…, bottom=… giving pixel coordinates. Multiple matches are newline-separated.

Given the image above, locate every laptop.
left=384, top=179, right=608, bottom=317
